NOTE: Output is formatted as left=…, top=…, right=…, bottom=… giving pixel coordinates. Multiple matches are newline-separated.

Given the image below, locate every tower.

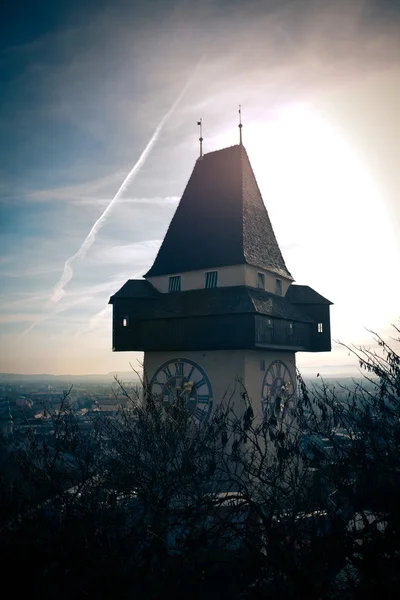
left=109, top=144, right=332, bottom=420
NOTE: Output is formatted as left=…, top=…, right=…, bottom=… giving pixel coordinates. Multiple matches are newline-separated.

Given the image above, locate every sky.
left=0, top=0, right=399, bottom=376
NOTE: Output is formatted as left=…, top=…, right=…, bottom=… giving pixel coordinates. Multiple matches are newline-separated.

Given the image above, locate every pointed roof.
left=144, top=144, right=292, bottom=279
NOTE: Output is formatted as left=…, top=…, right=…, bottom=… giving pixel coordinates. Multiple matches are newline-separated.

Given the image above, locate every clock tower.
left=109, top=143, right=332, bottom=420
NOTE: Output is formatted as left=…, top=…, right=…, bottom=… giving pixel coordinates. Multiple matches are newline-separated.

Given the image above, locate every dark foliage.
left=0, top=328, right=399, bottom=599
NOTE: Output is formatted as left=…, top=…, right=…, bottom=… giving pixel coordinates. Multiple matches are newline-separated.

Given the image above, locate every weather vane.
left=238, top=105, right=243, bottom=145
left=197, top=118, right=203, bottom=158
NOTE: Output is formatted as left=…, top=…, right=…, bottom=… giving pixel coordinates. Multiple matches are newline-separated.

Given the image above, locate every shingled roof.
left=144, top=144, right=292, bottom=279
left=286, top=285, right=333, bottom=305
left=109, top=279, right=159, bottom=301
left=109, top=283, right=313, bottom=323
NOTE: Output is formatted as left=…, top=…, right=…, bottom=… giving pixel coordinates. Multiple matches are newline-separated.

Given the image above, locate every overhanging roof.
left=109, top=283, right=314, bottom=323
left=286, top=285, right=333, bottom=305
left=109, top=279, right=159, bottom=302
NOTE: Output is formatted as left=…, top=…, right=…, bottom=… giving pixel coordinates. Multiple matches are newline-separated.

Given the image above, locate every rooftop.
left=286, top=285, right=333, bottom=305
left=144, top=144, right=292, bottom=280
left=110, top=282, right=315, bottom=323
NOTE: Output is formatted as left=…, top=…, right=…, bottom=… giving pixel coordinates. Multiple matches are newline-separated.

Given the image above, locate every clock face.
left=150, top=358, right=213, bottom=424
left=261, top=360, right=294, bottom=419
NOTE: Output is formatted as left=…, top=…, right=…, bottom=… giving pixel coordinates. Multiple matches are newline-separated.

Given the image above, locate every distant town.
left=0, top=372, right=142, bottom=440
left=0, top=371, right=377, bottom=442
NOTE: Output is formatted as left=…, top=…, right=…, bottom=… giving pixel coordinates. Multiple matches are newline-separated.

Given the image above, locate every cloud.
left=0, top=293, right=48, bottom=311
left=0, top=255, right=13, bottom=266
left=19, top=294, right=99, bottom=337
left=27, top=171, right=125, bottom=203
left=75, top=306, right=111, bottom=338
left=50, top=53, right=205, bottom=304
left=2, top=262, right=148, bottom=339
left=0, top=313, right=44, bottom=324
left=65, top=271, right=140, bottom=298
left=28, top=179, right=180, bottom=205
left=87, top=240, right=161, bottom=266
left=1, top=0, right=399, bottom=373
left=1, top=265, right=62, bottom=279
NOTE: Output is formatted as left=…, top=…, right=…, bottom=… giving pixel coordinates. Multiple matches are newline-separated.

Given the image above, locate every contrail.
left=51, top=60, right=204, bottom=303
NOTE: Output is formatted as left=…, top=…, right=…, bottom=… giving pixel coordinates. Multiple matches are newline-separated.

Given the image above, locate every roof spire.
left=238, top=105, right=243, bottom=145
left=197, top=119, right=203, bottom=158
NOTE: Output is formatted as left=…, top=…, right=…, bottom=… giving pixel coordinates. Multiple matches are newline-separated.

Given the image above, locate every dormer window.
left=257, top=273, right=265, bottom=289
left=276, top=278, right=282, bottom=295
left=205, top=271, right=218, bottom=289
left=168, top=275, right=181, bottom=292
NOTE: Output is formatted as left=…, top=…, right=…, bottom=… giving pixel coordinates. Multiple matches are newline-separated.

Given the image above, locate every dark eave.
left=109, top=279, right=160, bottom=303
left=286, top=285, right=333, bottom=305
left=110, top=283, right=314, bottom=323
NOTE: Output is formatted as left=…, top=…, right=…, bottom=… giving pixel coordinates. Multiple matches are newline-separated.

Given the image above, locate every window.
left=260, top=359, right=266, bottom=371
left=257, top=272, right=265, bottom=289
left=318, top=322, right=323, bottom=333
left=205, top=271, right=218, bottom=289
left=267, top=318, right=273, bottom=328
left=276, top=278, right=282, bottom=295
left=122, top=316, right=129, bottom=327
left=289, top=322, right=293, bottom=335
left=168, top=275, right=181, bottom=292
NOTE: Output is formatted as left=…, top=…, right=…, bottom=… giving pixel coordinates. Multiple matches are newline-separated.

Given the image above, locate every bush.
left=0, top=328, right=399, bottom=599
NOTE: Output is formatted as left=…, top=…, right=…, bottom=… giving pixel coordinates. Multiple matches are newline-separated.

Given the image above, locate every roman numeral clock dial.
left=150, top=359, right=213, bottom=424
left=261, top=360, right=294, bottom=419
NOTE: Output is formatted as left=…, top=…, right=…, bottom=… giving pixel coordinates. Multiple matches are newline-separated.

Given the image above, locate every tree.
left=0, top=328, right=399, bottom=599
left=221, top=327, right=400, bottom=598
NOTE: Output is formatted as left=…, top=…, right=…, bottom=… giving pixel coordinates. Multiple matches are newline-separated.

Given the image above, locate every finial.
left=197, top=119, right=203, bottom=158
left=238, top=105, right=243, bottom=145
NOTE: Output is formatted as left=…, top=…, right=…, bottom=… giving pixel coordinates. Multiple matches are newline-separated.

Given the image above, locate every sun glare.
left=219, top=105, right=397, bottom=341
